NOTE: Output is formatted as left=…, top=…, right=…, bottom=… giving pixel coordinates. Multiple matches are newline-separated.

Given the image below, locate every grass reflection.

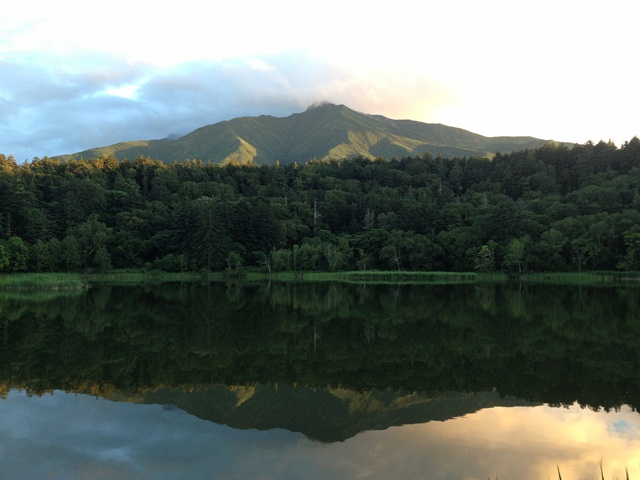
left=556, top=462, right=629, bottom=480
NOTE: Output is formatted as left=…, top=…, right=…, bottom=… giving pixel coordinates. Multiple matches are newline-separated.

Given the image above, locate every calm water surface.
left=1, top=282, right=639, bottom=479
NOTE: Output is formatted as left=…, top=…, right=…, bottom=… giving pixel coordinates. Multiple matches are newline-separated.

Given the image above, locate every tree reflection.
left=0, top=282, right=638, bottom=413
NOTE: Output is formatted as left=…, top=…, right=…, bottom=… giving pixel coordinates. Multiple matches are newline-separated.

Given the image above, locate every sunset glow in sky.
left=1, top=0, right=638, bottom=161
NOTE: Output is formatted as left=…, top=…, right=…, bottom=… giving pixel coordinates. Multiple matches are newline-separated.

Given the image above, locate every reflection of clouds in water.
left=0, top=390, right=304, bottom=480
left=1, top=391, right=640, bottom=480
left=377, top=404, right=640, bottom=480
left=608, top=418, right=640, bottom=442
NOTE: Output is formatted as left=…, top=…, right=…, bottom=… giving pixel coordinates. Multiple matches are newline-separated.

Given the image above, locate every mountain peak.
left=305, top=101, right=342, bottom=111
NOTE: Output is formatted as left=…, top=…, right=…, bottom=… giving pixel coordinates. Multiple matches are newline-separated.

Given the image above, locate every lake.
left=1, top=281, right=639, bottom=479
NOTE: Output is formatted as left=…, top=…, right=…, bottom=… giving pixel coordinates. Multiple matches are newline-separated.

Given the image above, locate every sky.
left=1, top=390, right=639, bottom=479
left=1, top=0, right=639, bottom=162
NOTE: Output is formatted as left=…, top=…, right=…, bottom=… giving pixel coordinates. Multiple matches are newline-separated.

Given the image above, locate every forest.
left=1, top=137, right=640, bottom=274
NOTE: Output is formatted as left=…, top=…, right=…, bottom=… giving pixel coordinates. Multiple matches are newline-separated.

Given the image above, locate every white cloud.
left=0, top=0, right=638, bottom=159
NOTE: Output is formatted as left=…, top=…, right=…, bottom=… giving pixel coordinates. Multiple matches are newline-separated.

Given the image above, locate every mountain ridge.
left=135, top=384, right=538, bottom=443
left=57, top=103, right=564, bottom=164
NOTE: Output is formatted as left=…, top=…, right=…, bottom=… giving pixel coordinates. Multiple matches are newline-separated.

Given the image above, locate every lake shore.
left=2, top=269, right=640, bottom=289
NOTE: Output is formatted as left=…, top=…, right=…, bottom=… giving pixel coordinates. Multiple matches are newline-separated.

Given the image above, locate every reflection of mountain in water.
left=140, top=384, right=537, bottom=442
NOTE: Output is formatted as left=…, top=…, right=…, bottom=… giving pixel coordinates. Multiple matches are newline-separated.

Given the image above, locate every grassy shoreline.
left=2, top=270, right=640, bottom=289
left=0, top=271, right=214, bottom=290
left=0, top=273, right=89, bottom=290
left=519, top=271, right=640, bottom=285
left=244, top=270, right=507, bottom=284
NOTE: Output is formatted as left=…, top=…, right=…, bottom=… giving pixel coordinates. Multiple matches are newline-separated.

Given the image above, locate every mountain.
left=58, top=103, right=562, bottom=165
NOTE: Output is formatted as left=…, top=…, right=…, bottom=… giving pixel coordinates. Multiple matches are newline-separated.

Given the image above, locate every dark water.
left=1, top=281, right=639, bottom=479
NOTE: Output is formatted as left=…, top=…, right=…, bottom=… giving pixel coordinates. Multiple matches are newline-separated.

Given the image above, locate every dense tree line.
left=1, top=137, right=640, bottom=273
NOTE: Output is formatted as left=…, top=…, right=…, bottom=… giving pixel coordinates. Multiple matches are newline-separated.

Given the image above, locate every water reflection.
left=408, top=404, right=640, bottom=480
left=1, top=281, right=640, bottom=478
left=1, top=390, right=638, bottom=480
left=1, top=282, right=640, bottom=412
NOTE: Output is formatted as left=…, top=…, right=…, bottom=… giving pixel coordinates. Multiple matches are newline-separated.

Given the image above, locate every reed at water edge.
left=552, top=461, right=629, bottom=480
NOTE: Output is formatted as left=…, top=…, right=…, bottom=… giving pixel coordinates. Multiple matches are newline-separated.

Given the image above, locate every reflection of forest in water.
left=1, top=282, right=640, bottom=412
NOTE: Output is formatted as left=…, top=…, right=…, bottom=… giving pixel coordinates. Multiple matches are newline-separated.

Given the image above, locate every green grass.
left=0, top=273, right=88, bottom=290
left=0, top=271, right=222, bottom=289
left=85, top=271, right=221, bottom=285
left=4, top=269, right=640, bottom=289
left=245, top=270, right=509, bottom=285
left=520, top=271, right=640, bottom=285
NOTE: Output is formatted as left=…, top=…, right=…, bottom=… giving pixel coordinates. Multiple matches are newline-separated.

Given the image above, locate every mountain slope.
left=59, top=103, right=562, bottom=165
left=139, top=384, right=538, bottom=442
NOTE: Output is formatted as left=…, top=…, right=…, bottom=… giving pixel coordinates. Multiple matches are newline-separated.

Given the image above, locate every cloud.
left=0, top=54, right=154, bottom=159
left=0, top=51, right=455, bottom=160
left=2, top=0, right=639, bottom=161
